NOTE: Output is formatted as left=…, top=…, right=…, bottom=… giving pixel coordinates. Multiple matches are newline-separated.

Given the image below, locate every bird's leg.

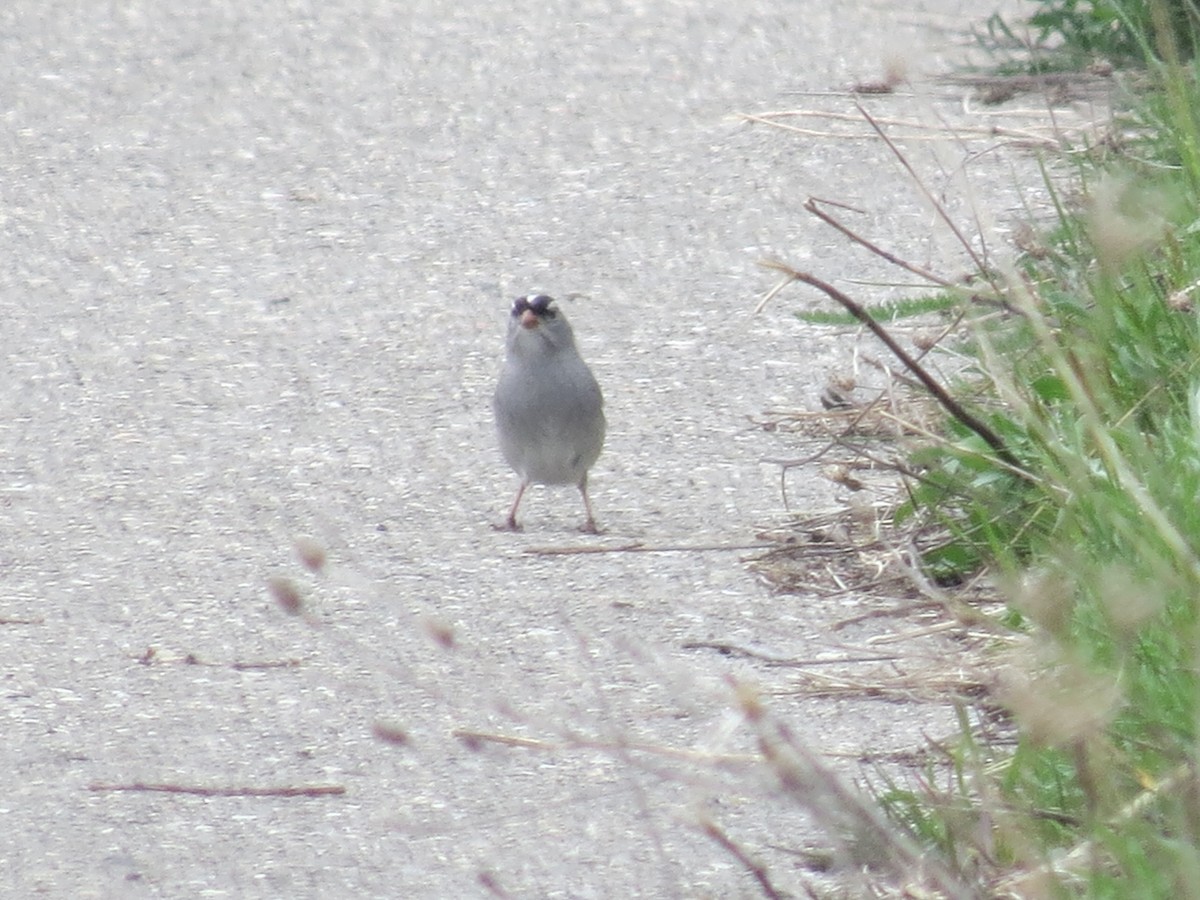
left=499, top=480, right=528, bottom=531
left=577, top=476, right=599, bottom=534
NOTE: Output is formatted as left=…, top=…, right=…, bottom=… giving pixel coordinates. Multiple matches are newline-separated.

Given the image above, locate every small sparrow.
left=493, top=294, right=606, bottom=532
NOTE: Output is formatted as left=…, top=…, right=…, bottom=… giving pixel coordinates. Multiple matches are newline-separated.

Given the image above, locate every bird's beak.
left=519, top=309, right=539, bottom=329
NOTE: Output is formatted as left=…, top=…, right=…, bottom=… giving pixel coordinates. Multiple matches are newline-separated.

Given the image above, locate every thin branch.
left=523, top=541, right=773, bottom=556
left=87, top=782, right=345, bottom=797
left=451, top=728, right=758, bottom=766
left=699, top=818, right=786, bottom=900
left=737, top=110, right=1067, bottom=148
left=682, top=641, right=899, bottom=667
left=803, top=196, right=958, bottom=289
left=856, top=102, right=994, bottom=282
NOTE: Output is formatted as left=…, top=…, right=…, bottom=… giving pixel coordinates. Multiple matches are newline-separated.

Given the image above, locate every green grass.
left=794, top=292, right=960, bottom=327
left=873, top=5, right=1200, bottom=894
left=978, top=0, right=1200, bottom=67
left=748, top=3, right=1200, bottom=894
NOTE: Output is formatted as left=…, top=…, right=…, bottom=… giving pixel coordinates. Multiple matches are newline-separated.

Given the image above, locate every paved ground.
left=1, top=1, right=1099, bottom=897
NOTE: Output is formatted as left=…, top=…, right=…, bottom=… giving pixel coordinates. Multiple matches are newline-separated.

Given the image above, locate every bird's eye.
left=529, top=295, right=557, bottom=318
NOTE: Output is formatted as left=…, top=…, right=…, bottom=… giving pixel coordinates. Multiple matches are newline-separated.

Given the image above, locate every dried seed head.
left=912, top=330, right=942, bottom=351
left=998, top=652, right=1122, bottom=747
left=423, top=618, right=455, bottom=650
left=820, top=380, right=856, bottom=410
left=1012, top=569, right=1074, bottom=639
left=730, top=677, right=764, bottom=722
left=1168, top=277, right=1200, bottom=312
left=1096, top=564, right=1163, bottom=639
left=1088, top=175, right=1168, bottom=274
left=823, top=464, right=865, bottom=491
left=372, top=722, right=409, bottom=746
left=457, top=732, right=483, bottom=752
left=266, top=576, right=305, bottom=616
left=295, top=537, right=327, bottom=573
left=1012, top=221, right=1050, bottom=260
left=1167, top=288, right=1195, bottom=312
left=881, top=52, right=909, bottom=87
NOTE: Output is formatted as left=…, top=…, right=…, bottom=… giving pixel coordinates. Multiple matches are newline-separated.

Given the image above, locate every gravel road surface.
left=1, top=1, right=1089, bottom=897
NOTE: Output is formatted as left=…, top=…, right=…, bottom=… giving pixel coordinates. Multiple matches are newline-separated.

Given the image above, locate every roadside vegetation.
left=763, top=1, right=1200, bottom=895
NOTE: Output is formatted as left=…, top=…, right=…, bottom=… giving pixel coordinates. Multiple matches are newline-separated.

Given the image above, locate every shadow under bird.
left=493, top=294, right=606, bottom=532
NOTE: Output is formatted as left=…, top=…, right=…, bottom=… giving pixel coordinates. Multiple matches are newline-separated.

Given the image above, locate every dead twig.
left=136, top=650, right=304, bottom=670
left=229, top=659, right=303, bottom=671
left=804, top=196, right=959, bottom=291
left=524, top=542, right=773, bottom=556
left=738, top=110, right=1068, bottom=148
left=87, top=782, right=345, bottom=797
left=452, top=729, right=758, bottom=766
left=700, top=817, right=786, bottom=900
left=856, top=102, right=994, bottom=281
left=682, top=641, right=898, bottom=667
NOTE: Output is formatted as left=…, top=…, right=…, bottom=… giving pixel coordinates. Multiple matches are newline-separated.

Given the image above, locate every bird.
left=493, top=294, right=606, bottom=533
